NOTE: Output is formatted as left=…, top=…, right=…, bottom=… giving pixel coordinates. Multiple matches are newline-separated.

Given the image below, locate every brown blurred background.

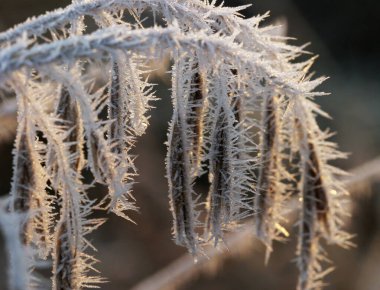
left=0, top=0, right=380, bottom=289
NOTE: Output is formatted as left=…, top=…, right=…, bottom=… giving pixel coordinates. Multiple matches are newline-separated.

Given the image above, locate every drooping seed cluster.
left=0, top=1, right=351, bottom=289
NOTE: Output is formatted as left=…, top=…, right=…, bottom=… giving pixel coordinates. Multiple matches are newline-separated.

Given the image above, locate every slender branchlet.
left=124, top=54, right=157, bottom=137
left=306, top=141, right=330, bottom=233
left=229, top=80, right=241, bottom=125
left=53, top=221, right=74, bottom=290
left=89, top=130, right=106, bottom=182
left=255, top=95, right=278, bottom=238
left=293, top=97, right=351, bottom=289
left=110, top=53, right=156, bottom=138
left=52, top=191, right=106, bottom=290
left=13, top=127, right=52, bottom=253
left=186, top=60, right=206, bottom=177
left=297, top=129, right=331, bottom=290
left=167, top=119, right=199, bottom=255
left=166, top=54, right=200, bottom=255
left=48, top=86, right=85, bottom=184
left=206, top=106, right=232, bottom=246
left=254, top=94, right=289, bottom=261
left=57, top=87, right=84, bottom=170
left=108, top=52, right=156, bottom=141
left=11, top=121, right=34, bottom=215
left=99, top=10, right=156, bottom=141
left=10, top=81, right=53, bottom=258
left=108, top=60, right=122, bottom=152
left=297, top=171, right=324, bottom=290
left=204, top=67, right=254, bottom=246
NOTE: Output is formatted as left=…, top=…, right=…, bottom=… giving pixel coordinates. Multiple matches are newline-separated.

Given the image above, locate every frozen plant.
left=0, top=0, right=351, bottom=289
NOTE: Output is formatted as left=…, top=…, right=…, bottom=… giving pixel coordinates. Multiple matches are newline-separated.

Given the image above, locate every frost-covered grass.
left=0, top=1, right=351, bottom=289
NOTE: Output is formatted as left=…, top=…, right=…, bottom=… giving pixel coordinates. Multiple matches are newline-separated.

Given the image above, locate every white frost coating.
left=0, top=25, right=324, bottom=102
left=0, top=1, right=350, bottom=289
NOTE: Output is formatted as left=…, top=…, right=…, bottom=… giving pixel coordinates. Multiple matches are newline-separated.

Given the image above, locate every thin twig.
left=0, top=25, right=317, bottom=100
